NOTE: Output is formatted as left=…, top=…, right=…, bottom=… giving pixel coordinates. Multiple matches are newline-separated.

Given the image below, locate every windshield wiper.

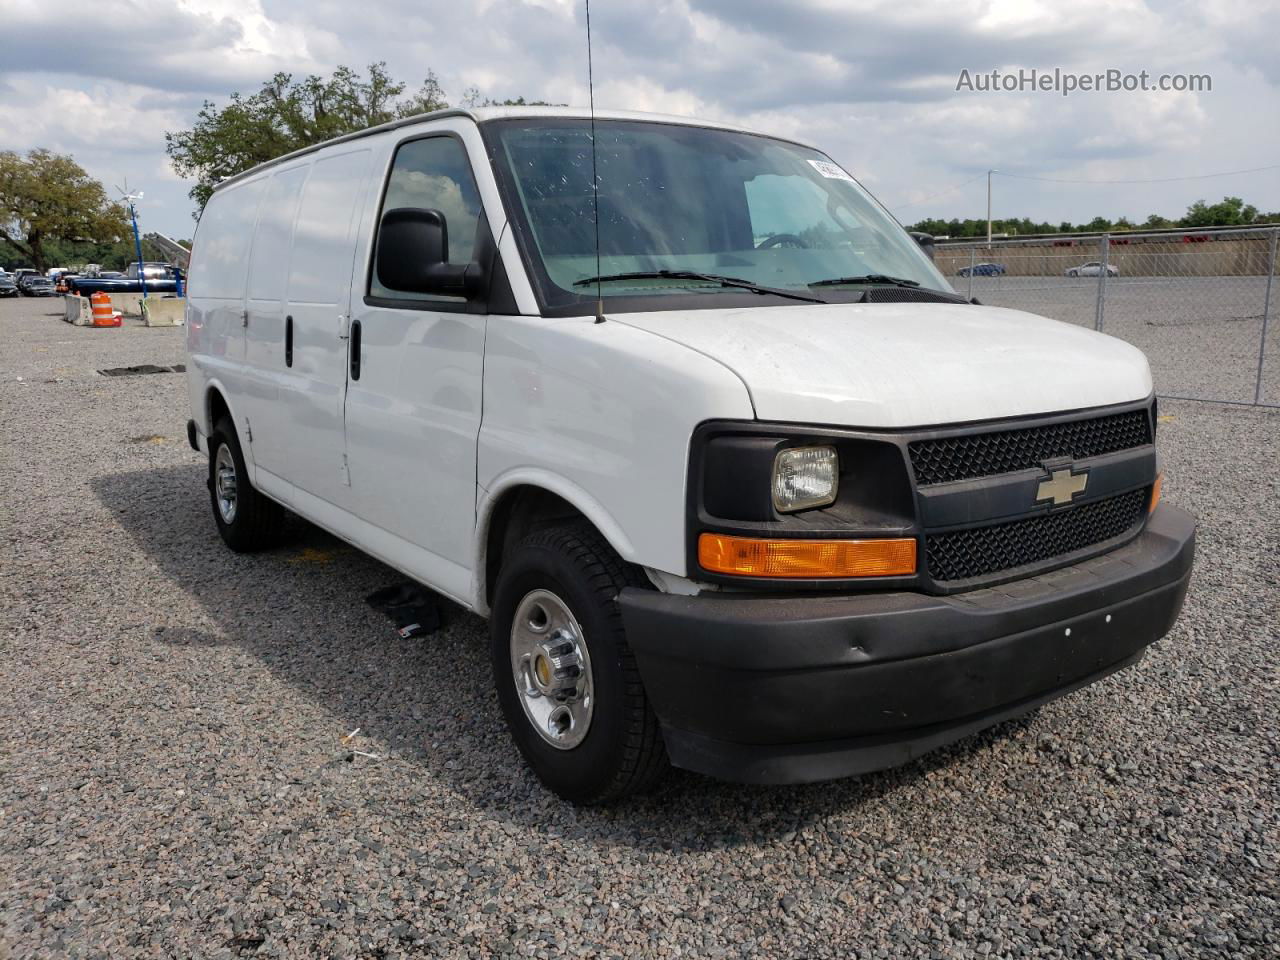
left=572, top=270, right=825, bottom=304
left=807, top=274, right=921, bottom=288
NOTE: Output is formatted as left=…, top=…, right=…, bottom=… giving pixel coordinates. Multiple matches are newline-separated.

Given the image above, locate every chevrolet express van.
left=185, top=107, right=1195, bottom=803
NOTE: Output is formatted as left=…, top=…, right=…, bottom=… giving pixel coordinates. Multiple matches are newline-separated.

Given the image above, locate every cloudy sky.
left=2, top=0, right=1277, bottom=239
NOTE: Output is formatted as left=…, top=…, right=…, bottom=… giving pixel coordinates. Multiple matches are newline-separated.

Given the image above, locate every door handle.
left=285, top=315, right=293, bottom=368
left=349, top=319, right=361, bottom=380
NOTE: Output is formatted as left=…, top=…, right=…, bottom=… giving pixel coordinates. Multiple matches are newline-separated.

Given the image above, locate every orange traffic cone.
left=90, top=292, right=121, bottom=327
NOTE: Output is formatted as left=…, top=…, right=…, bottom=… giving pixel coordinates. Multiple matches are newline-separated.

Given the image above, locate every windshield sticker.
left=808, top=159, right=856, bottom=182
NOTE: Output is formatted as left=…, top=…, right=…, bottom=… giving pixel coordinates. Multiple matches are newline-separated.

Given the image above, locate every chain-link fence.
left=935, top=227, right=1280, bottom=407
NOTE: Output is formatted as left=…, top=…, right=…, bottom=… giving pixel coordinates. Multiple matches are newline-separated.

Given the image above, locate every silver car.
left=1065, top=261, right=1120, bottom=278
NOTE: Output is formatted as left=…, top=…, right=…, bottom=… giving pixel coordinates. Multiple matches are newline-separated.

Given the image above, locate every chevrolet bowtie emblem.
left=1036, top=468, right=1088, bottom=506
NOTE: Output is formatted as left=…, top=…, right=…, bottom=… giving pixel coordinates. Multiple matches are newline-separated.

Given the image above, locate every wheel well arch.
left=480, top=484, right=615, bottom=614
left=206, top=385, right=231, bottom=434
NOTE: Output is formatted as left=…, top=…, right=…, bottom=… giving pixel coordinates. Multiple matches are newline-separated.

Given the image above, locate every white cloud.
left=0, top=0, right=1275, bottom=235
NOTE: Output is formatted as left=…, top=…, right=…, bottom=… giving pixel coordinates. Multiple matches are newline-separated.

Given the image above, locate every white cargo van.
left=185, top=107, right=1195, bottom=803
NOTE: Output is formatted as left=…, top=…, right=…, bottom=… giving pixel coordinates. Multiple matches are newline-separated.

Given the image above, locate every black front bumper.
left=620, top=504, right=1195, bottom=784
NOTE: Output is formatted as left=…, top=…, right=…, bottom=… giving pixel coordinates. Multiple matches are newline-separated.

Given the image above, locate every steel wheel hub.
left=510, top=589, right=594, bottom=749
left=214, top=444, right=238, bottom=524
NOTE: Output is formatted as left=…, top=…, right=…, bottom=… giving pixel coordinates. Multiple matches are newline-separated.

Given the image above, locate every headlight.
left=772, top=445, right=839, bottom=513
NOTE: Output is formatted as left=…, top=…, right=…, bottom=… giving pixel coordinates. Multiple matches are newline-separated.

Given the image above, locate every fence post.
left=1254, top=228, right=1279, bottom=405
left=1094, top=234, right=1110, bottom=331
left=967, top=247, right=976, bottom=299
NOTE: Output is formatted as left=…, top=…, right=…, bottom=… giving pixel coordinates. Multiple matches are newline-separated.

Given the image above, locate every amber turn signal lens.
left=698, top=533, right=917, bottom=578
left=1150, top=473, right=1163, bottom=513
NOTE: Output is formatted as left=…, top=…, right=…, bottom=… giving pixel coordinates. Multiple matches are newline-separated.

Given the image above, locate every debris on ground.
left=365, top=582, right=448, bottom=638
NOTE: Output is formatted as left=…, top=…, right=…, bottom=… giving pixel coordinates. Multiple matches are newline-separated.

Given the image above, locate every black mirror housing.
left=376, top=207, right=482, bottom=297
left=908, top=231, right=936, bottom=261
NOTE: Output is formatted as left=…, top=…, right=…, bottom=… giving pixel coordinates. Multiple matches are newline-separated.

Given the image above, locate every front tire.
left=208, top=416, right=284, bottom=552
left=490, top=524, right=668, bottom=804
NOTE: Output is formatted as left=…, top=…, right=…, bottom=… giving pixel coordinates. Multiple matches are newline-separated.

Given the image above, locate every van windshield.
left=485, top=118, right=953, bottom=313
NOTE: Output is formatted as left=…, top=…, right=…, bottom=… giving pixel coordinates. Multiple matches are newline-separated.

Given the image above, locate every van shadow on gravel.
left=94, top=463, right=1042, bottom=850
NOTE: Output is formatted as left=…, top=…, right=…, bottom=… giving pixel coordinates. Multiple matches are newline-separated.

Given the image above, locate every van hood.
left=611, top=302, right=1152, bottom=428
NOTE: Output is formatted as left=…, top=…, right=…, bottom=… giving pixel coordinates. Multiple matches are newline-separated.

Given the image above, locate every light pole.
left=117, top=185, right=148, bottom=300
left=986, top=169, right=998, bottom=246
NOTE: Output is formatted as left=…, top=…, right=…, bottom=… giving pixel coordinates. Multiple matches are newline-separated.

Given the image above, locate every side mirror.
left=375, top=207, right=482, bottom=297
left=909, top=231, right=936, bottom=261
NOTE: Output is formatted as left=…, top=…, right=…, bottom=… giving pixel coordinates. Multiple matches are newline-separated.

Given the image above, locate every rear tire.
left=490, top=523, right=668, bottom=804
left=208, top=416, right=284, bottom=552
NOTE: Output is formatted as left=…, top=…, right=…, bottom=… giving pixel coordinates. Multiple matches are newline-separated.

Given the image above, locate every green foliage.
left=166, top=62, right=450, bottom=212
left=0, top=149, right=129, bottom=272
left=1181, top=196, right=1259, bottom=228
left=0, top=234, right=173, bottom=272
left=908, top=196, right=1276, bottom=237
left=459, top=87, right=562, bottom=108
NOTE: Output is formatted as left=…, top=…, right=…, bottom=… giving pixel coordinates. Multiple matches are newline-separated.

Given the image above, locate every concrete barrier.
left=109, top=293, right=145, bottom=317
left=63, top=295, right=92, bottom=326
left=140, top=297, right=186, bottom=327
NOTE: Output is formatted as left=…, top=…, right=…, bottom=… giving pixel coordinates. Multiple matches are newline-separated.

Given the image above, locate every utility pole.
left=986, top=169, right=997, bottom=246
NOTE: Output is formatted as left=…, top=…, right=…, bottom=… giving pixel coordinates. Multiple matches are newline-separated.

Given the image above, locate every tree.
left=459, top=87, right=561, bottom=108
left=1180, top=196, right=1259, bottom=228
left=166, top=62, right=450, bottom=211
left=0, top=149, right=128, bottom=272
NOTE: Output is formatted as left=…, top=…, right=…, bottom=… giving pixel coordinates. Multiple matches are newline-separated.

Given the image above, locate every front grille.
left=909, top=409, right=1152, bottom=485
left=925, top=488, right=1148, bottom=582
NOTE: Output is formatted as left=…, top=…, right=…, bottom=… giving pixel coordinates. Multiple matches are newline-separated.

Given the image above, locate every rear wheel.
left=490, top=524, right=668, bottom=804
left=208, top=416, right=284, bottom=552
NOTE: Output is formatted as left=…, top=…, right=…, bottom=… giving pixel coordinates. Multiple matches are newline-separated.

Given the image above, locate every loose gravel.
left=1, top=297, right=1277, bottom=958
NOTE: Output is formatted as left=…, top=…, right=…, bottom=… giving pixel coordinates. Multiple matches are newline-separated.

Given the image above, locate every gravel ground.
left=1, top=296, right=1277, bottom=959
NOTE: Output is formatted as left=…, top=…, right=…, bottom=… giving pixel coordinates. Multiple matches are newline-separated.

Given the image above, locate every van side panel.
left=477, top=316, right=754, bottom=586
left=283, top=147, right=373, bottom=508
left=241, top=164, right=311, bottom=485
left=186, top=176, right=268, bottom=441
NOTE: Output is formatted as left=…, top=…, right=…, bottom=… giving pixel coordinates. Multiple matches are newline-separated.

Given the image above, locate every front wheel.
left=490, top=524, right=668, bottom=804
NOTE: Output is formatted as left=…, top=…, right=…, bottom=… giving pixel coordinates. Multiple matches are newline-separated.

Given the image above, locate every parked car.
left=0, top=275, right=18, bottom=297
left=186, top=107, right=1194, bottom=804
left=1066, top=261, right=1119, bottom=277
left=955, top=262, right=1006, bottom=277
left=19, top=275, right=56, bottom=297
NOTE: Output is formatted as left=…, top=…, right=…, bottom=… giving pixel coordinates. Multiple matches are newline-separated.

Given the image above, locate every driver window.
left=371, top=136, right=483, bottom=302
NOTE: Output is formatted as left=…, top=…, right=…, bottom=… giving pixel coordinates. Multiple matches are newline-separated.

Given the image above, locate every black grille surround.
left=686, top=400, right=1157, bottom=594
left=909, top=409, right=1152, bottom=486
left=925, top=488, right=1150, bottom=584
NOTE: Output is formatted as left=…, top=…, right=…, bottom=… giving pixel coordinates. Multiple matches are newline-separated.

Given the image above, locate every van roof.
left=212, top=107, right=818, bottom=194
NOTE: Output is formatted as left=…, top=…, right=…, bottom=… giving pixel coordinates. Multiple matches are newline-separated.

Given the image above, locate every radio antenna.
left=585, top=0, right=605, bottom=323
